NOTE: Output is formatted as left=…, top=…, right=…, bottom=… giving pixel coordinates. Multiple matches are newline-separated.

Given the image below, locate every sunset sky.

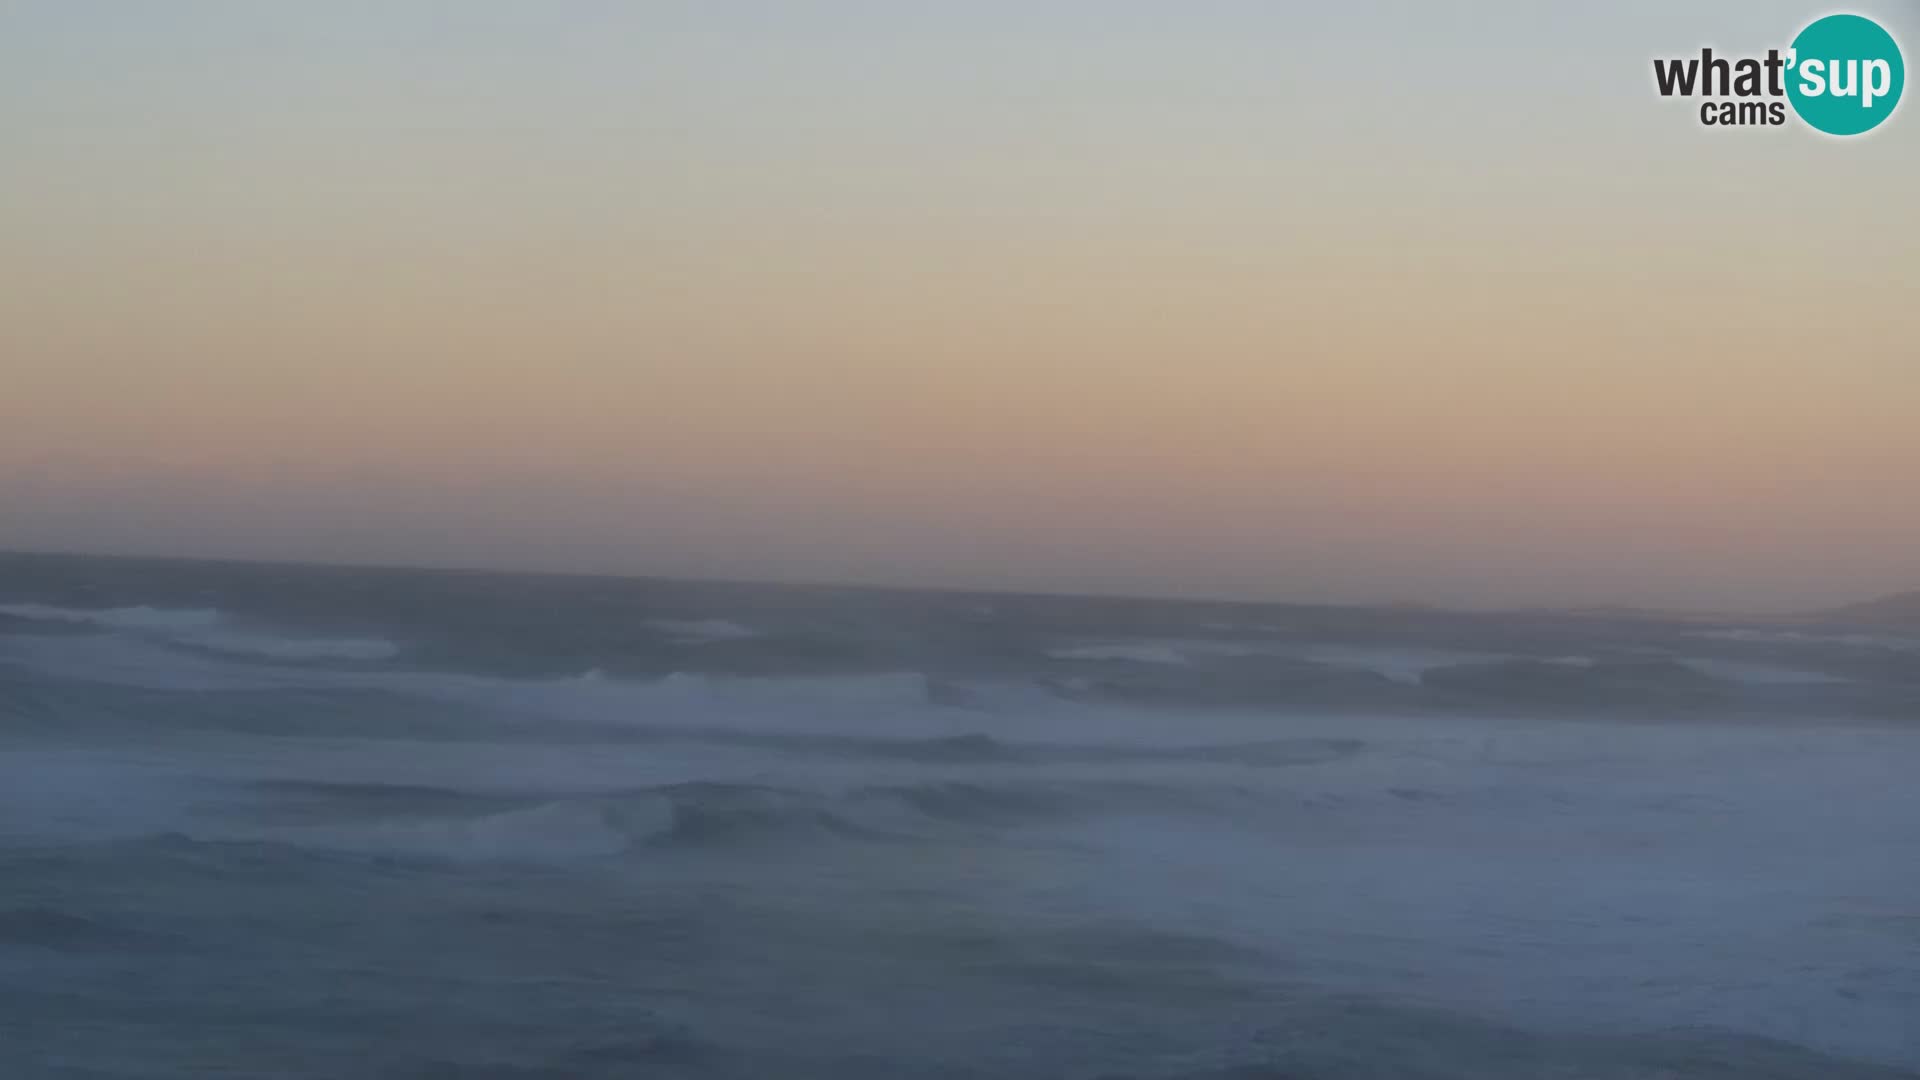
left=3, top=1, right=1916, bottom=611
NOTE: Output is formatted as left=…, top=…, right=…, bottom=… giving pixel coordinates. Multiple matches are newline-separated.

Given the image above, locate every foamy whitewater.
left=2, top=553, right=1917, bottom=1079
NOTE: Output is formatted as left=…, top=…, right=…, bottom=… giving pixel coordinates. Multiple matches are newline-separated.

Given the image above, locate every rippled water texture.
left=2, top=552, right=1917, bottom=1078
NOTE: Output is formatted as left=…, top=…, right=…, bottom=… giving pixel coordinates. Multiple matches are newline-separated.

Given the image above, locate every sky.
left=2, top=1, right=1916, bottom=612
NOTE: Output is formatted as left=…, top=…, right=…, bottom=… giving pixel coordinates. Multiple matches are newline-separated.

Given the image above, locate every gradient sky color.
left=3, top=1, right=1916, bottom=611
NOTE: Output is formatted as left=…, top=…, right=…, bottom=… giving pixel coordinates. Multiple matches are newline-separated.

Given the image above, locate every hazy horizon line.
left=0, top=544, right=1899, bottom=623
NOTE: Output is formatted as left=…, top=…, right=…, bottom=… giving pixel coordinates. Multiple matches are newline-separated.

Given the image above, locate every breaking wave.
left=0, top=603, right=222, bottom=633
left=1692, top=627, right=1920, bottom=652
left=1049, top=643, right=1193, bottom=666
left=184, top=631, right=401, bottom=662
left=10, top=556, right=1920, bottom=1077
left=1417, top=656, right=1728, bottom=705
left=645, top=617, right=761, bottom=643
left=0, top=601, right=400, bottom=663
left=177, top=776, right=1241, bottom=863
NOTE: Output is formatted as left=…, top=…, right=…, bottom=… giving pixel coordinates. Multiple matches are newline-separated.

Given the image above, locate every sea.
left=1, top=550, right=1916, bottom=1079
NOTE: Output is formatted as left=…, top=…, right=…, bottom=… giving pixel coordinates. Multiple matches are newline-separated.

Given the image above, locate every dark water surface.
left=2, top=552, right=1917, bottom=1078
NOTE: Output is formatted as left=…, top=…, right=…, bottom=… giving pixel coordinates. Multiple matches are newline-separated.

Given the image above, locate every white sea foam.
left=1048, top=643, right=1191, bottom=665
left=6, top=622, right=1920, bottom=1070
left=1693, top=627, right=1920, bottom=651
left=647, top=669, right=931, bottom=705
left=187, top=631, right=399, bottom=662
left=1047, top=638, right=1540, bottom=683
left=1298, top=645, right=1522, bottom=683
left=0, top=601, right=399, bottom=663
left=0, top=603, right=223, bottom=633
left=1685, top=658, right=1848, bottom=685
left=646, top=617, right=760, bottom=643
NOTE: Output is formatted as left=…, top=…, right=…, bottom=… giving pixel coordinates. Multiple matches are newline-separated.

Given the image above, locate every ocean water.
left=1, top=552, right=1917, bottom=1079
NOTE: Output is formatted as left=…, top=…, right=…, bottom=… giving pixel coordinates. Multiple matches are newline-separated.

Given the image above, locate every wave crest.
left=0, top=603, right=221, bottom=633
left=0, top=602, right=398, bottom=663
left=211, top=776, right=1227, bottom=863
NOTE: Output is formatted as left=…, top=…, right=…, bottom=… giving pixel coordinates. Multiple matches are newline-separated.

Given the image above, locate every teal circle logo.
left=1787, top=14, right=1904, bottom=135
